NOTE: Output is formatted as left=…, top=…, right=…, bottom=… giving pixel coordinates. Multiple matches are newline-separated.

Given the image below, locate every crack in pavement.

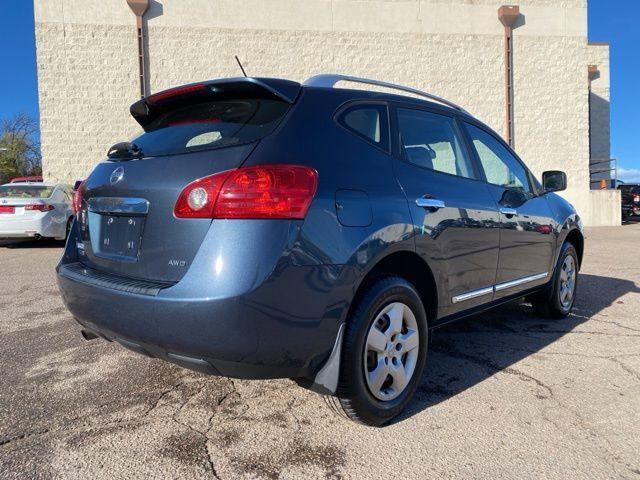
left=164, top=379, right=241, bottom=479
left=0, top=416, right=147, bottom=450
left=434, top=343, right=555, bottom=399
left=589, top=318, right=640, bottom=334
left=435, top=340, right=640, bottom=478
left=0, top=428, right=52, bottom=447
left=610, top=358, right=640, bottom=383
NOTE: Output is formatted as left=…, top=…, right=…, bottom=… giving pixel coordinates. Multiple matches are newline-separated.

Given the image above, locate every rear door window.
left=131, top=99, right=290, bottom=157
left=337, top=104, right=389, bottom=151
left=396, top=108, right=476, bottom=179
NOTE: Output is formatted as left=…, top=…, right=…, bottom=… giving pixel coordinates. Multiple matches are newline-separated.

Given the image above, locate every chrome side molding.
left=88, top=197, right=150, bottom=215
left=452, top=272, right=549, bottom=304
left=452, top=286, right=493, bottom=304
left=494, top=272, right=548, bottom=292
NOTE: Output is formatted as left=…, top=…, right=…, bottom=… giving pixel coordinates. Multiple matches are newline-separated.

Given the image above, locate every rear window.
left=336, top=104, right=390, bottom=151
left=0, top=185, right=55, bottom=198
left=130, top=99, right=289, bottom=157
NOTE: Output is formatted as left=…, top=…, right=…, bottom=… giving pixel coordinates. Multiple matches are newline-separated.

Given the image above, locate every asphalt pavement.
left=1, top=225, right=639, bottom=479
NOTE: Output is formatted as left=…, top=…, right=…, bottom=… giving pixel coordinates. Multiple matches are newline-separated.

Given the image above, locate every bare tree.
left=0, top=113, right=42, bottom=183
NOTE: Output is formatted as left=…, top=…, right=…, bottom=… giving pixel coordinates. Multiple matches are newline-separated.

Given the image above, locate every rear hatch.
left=77, top=78, right=300, bottom=283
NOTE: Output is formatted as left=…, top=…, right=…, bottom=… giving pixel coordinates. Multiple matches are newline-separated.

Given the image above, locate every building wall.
left=34, top=0, right=616, bottom=225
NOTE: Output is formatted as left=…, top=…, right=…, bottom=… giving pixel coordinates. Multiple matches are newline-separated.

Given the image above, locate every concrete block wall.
left=36, top=22, right=139, bottom=182
left=585, top=190, right=621, bottom=226
left=34, top=0, right=615, bottom=226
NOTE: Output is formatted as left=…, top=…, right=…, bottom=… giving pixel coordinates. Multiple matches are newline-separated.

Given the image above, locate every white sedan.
left=0, top=182, right=74, bottom=240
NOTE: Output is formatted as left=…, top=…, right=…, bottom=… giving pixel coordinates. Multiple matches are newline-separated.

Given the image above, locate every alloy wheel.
left=559, top=255, right=576, bottom=309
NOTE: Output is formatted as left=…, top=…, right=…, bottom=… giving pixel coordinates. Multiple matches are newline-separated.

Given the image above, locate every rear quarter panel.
left=245, top=87, right=420, bottom=330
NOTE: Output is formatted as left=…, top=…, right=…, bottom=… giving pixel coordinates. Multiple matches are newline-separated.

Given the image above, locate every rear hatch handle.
left=88, top=197, right=150, bottom=215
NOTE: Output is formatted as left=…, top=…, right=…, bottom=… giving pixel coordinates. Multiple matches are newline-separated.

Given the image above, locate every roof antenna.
left=235, top=56, right=248, bottom=77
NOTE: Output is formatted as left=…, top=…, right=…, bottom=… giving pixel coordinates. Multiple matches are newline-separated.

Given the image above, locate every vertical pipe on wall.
left=498, top=5, right=520, bottom=147
left=587, top=64, right=598, bottom=162
left=126, top=0, right=150, bottom=98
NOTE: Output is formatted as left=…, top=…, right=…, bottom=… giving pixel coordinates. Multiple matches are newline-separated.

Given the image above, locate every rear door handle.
left=499, top=207, right=518, bottom=217
left=416, top=197, right=445, bottom=210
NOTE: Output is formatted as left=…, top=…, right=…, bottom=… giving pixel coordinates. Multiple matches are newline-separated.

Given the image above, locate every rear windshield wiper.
left=107, top=142, right=144, bottom=160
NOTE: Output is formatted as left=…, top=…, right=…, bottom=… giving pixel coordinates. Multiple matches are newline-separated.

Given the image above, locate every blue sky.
left=1, top=1, right=638, bottom=180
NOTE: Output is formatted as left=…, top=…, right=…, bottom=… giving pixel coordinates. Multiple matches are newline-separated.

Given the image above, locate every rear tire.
left=326, top=276, right=428, bottom=426
left=531, top=242, right=579, bottom=319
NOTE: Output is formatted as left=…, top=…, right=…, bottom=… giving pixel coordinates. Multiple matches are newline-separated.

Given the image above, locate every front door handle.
left=499, top=207, right=518, bottom=217
left=416, top=197, right=445, bottom=210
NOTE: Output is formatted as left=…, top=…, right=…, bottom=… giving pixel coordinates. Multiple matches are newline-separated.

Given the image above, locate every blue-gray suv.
left=57, top=75, right=583, bottom=426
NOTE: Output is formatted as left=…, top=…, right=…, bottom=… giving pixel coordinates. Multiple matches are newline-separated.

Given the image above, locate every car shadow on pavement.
left=393, top=273, right=640, bottom=424
left=0, top=239, right=64, bottom=249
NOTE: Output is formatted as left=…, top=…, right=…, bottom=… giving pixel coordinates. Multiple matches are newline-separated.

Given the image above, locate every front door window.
left=464, top=123, right=533, bottom=197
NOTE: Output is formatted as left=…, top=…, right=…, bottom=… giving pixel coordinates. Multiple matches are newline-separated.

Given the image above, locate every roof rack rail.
left=304, top=74, right=467, bottom=113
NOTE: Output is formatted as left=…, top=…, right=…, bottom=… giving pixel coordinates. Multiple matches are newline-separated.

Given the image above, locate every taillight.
left=216, top=165, right=318, bottom=219
left=72, top=181, right=85, bottom=213
left=174, top=165, right=318, bottom=219
left=25, top=204, right=55, bottom=212
left=174, top=171, right=232, bottom=218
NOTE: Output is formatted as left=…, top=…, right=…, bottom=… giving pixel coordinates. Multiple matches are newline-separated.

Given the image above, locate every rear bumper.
left=0, top=215, right=60, bottom=238
left=0, top=231, right=39, bottom=239
left=56, top=225, right=345, bottom=380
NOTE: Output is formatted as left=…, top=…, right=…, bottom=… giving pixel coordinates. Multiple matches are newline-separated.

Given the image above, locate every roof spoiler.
left=130, top=77, right=301, bottom=130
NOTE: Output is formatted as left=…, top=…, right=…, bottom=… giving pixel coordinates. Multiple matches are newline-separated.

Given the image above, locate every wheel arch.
left=348, top=250, right=438, bottom=325
left=564, top=228, right=584, bottom=268
left=309, top=249, right=437, bottom=396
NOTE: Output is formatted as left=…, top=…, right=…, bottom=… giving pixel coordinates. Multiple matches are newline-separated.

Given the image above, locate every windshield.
left=130, top=99, right=289, bottom=157
left=0, top=185, right=55, bottom=198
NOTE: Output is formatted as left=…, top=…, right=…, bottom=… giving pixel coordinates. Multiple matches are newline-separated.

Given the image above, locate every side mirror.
left=542, top=170, right=567, bottom=193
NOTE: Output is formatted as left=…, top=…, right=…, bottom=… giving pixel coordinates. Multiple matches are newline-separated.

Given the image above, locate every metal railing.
left=589, top=158, right=617, bottom=189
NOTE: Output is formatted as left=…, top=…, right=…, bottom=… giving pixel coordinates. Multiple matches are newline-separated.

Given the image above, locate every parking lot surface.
left=1, top=225, right=639, bottom=479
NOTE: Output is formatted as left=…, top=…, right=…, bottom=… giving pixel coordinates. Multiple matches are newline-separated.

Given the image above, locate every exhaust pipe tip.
left=81, top=330, right=99, bottom=341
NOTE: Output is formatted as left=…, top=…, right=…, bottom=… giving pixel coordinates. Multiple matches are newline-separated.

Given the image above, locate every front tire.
left=531, top=242, right=579, bottom=319
left=325, top=276, right=428, bottom=426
